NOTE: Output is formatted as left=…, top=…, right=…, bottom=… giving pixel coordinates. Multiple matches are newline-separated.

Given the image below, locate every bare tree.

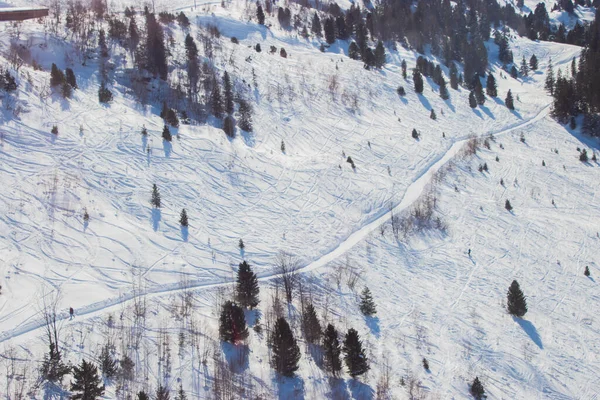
left=275, top=251, right=300, bottom=303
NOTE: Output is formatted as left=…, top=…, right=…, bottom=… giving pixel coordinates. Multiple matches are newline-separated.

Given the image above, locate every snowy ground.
left=0, top=1, right=599, bottom=399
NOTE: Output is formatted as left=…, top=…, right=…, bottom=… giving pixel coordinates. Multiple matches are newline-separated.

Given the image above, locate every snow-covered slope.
left=0, top=1, right=599, bottom=399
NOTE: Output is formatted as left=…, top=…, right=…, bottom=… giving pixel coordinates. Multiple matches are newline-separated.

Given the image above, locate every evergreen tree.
left=470, top=377, right=485, bottom=399
left=179, top=209, right=188, bottom=227
left=413, top=70, right=424, bottom=94
left=585, top=266, right=590, bottom=276
left=374, top=41, right=386, bottom=69
left=362, top=48, right=375, bottom=69
left=162, top=125, right=172, bottom=142
left=65, top=68, right=77, bottom=89
left=175, top=384, right=187, bottom=400
left=256, top=5, right=265, bottom=25
left=449, top=63, right=458, bottom=90
left=486, top=74, right=498, bottom=97
left=324, top=17, right=336, bottom=45
left=311, top=13, right=322, bottom=37
left=98, top=83, right=113, bottom=103
left=62, top=81, right=72, bottom=99
left=359, top=287, right=377, bottom=316
left=70, top=359, right=105, bottom=400
left=145, top=13, right=168, bottom=80
left=529, top=54, right=538, bottom=71
left=439, top=78, right=450, bottom=100
left=219, top=300, right=249, bottom=344
left=223, top=115, right=235, bottom=138
left=348, top=42, right=360, bottom=60
left=238, top=238, right=245, bottom=250
left=272, top=317, right=301, bottom=377
left=155, top=386, right=170, bottom=400
left=322, top=324, right=343, bottom=376
left=235, top=261, right=260, bottom=309
left=505, top=199, right=513, bottom=211
left=469, top=91, right=477, bottom=108
left=335, top=16, right=348, bottom=40
left=41, top=342, right=71, bottom=383
left=223, top=71, right=234, bottom=115
left=302, top=303, right=322, bottom=344
left=520, top=55, right=529, bottom=76
left=99, top=343, right=118, bottom=379
left=343, top=328, right=369, bottom=378
left=510, top=66, right=519, bottom=79
left=507, top=280, right=527, bottom=317
left=151, top=184, right=161, bottom=208
left=412, top=128, right=419, bottom=139
left=473, top=77, right=486, bottom=105
left=210, top=79, right=224, bottom=118
left=401, top=60, right=407, bottom=79
left=50, top=63, right=65, bottom=87
left=137, top=391, right=149, bottom=400
left=238, top=100, right=253, bottom=132
left=505, top=89, right=515, bottom=110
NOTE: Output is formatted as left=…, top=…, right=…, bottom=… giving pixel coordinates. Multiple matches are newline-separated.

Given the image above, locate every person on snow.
left=69, top=307, right=74, bottom=320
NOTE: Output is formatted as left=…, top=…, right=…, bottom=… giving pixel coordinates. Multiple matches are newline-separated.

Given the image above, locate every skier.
left=468, top=248, right=471, bottom=257
left=69, top=307, right=74, bottom=320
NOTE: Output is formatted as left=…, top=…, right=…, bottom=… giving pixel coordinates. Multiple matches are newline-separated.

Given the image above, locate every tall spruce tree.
left=343, top=328, right=369, bottom=378
left=413, top=70, right=424, bottom=94
left=374, top=41, right=386, bottom=69
left=155, top=386, right=170, bottom=400
left=65, top=68, right=77, bottom=89
left=529, top=54, right=538, bottom=71
left=323, top=324, right=343, bottom=376
left=450, top=63, right=459, bottom=89
left=175, top=384, right=187, bottom=400
left=179, top=209, right=188, bottom=227
left=348, top=42, right=360, bottom=60
left=70, top=359, right=105, bottom=400
left=401, top=60, right=407, bottom=79
left=151, top=184, right=161, bottom=208
left=223, top=71, right=234, bottom=115
left=505, top=89, right=515, bottom=110
left=302, top=303, right=322, bottom=344
left=272, top=317, right=301, bottom=377
left=162, top=125, right=172, bottom=142
left=256, top=5, right=265, bottom=25
left=470, top=377, right=486, bottom=400
left=137, top=391, right=150, bottom=400
left=507, top=280, right=527, bottom=317
left=219, top=301, right=249, bottom=344
left=486, top=74, right=498, bottom=97
left=439, top=78, right=450, bottom=100
left=235, top=261, right=260, bottom=309
left=99, top=343, right=118, bottom=379
left=238, top=99, right=253, bottom=132
left=469, top=91, right=477, bottom=108
left=50, top=63, right=65, bottom=87
left=473, top=77, right=486, bottom=105
left=210, top=78, right=224, bottom=117
left=359, top=287, right=377, bottom=316
left=545, top=58, right=555, bottom=95
left=311, top=13, right=322, bottom=37
left=520, top=55, right=529, bottom=76
left=324, top=17, right=336, bottom=44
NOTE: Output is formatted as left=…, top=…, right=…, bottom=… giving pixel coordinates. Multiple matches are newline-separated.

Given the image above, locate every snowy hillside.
left=0, top=0, right=599, bottom=399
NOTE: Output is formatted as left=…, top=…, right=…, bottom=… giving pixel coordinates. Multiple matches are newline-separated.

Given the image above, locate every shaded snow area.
left=0, top=0, right=599, bottom=399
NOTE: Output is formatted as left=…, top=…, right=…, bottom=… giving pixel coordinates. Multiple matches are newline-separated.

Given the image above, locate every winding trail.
left=0, top=104, right=551, bottom=345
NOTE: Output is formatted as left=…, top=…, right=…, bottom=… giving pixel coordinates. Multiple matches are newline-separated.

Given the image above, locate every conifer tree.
left=585, top=266, right=590, bottom=277
left=470, top=377, right=485, bottom=399
left=175, top=384, right=187, bottom=400
left=413, top=70, right=424, bottom=94
left=50, top=63, right=65, bottom=87
left=324, top=17, right=336, bottom=45
left=162, top=125, right=172, bottom=142
left=348, top=42, right=360, bottom=60
left=311, top=13, right=322, bottom=37
left=439, top=78, right=450, bottom=100
left=449, top=62, right=458, bottom=89
left=359, top=287, right=377, bottom=316
left=507, top=280, right=527, bottom=317
left=486, top=74, right=497, bottom=97
left=210, top=79, right=224, bottom=118
left=223, top=71, right=234, bottom=115
left=151, top=184, right=161, bottom=208
left=374, top=41, right=386, bottom=69
left=323, top=324, right=343, bottom=376
left=223, top=115, right=235, bottom=138
left=545, top=59, right=555, bottom=95
left=529, top=54, right=538, bottom=71
left=41, top=342, right=71, bottom=383
left=430, top=109, right=437, bottom=120
left=155, top=385, right=170, bottom=400
left=302, top=303, right=322, bottom=344
left=510, top=66, right=519, bottom=79
left=401, top=60, right=407, bottom=79
left=137, top=391, right=149, bottom=400
left=473, top=77, right=486, bottom=105
left=219, top=300, right=249, bottom=344
left=70, top=359, right=105, bottom=400
left=343, top=328, right=369, bottom=378
left=469, top=91, right=477, bottom=108
left=235, top=261, right=260, bottom=309
left=65, top=68, right=78, bottom=89
left=505, top=199, right=513, bottom=211
left=505, top=89, right=515, bottom=110
left=256, top=5, right=265, bottom=25
left=272, top=317, right=301, bottom=377
left=238, top=100, right=253, bottom=132
left=99, top=343, right=118, bottom=379
left=412, top=128, right=419, bottom=139
left=179, top=209, right=188, bottom=227
left=520, top=56, right=529, bottom=76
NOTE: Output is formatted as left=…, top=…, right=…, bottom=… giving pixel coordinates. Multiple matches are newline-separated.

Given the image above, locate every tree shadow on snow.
left=308, top=343, right=323, bottom=368
left=417, top=94, right=431, bottom=111
left=480, top=105, right=495, bottom=120
left=276, top=375, right=305, bottom=400
left=43, top=381, right=70, bottom=400
left=181, top=225, right=188, bottom=242
left=348, top=379, right=375, bottom=400
left=472, top=108, right=483, bottom=119
left=221, top=342, right=249, bottom=373
left=327, top=377, right=350, bottom=400
left=510, top=109, right=523, bottom=120
left=151, top=208, right=161, bottom=231
left=514, top=316, right=543, bottom=349
left=142, top=133, right=148, bottom=151
left=163, top=139, right=172, bottom=158
left=444, top=98, right=456, bottom=113
left=240, top=129, right=255, bottom=147
left=365, top=316, right=380, bottom=338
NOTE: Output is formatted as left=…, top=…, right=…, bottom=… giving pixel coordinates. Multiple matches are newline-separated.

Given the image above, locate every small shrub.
left=584, top=266, right=590, bottom=276
left=422, top=358, right=429, bottom=371
left=51, top=125, right=58, bottom=135
left=580, top=149, right=588, bottom=162
left=347, top=156, right=356, bottom=169
left=231, top=37, right=239, bottom=44
left=162, top=125, right=172, bottom=142
left=412, top=128, right=419, bottom=140
left=255, top=43, right=261, bottom=52
left=397, top=86, right=406, bottom=96
left=430, top=109, right=436, bottom=120
left=280, top=48, right=287, bottom=58
left=98, top=84, right=113, bottom=103
left=505, top=199, right=513, bottom=211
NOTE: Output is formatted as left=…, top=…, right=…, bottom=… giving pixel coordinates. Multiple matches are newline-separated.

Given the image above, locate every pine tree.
left=41, top=342, right=71, bottom=382
left=70, top=359, right=105, bottom=400
left=348, top=42, right=360, bottom=60
left=141, top=126, right=148, bottom=135
left=470, top=377, right=485, bottom=399
left=505, top=90, right=515, bottom=110
left=223, top=72, right=234, bottom=115
left=238, top=100, right=253, bottom=132
left=473, top=77, right=486, bottom=105
left=235, top=261, right=260, bottom=309
left=156, top=385, right=170, bottom=400
left=413, top=70, right=424, bottom=94
left=324, top=17, right=336, bottom=45
left=61, top=81, right=72, bottom=98
left=507, top=280, right=527, bottom=317
left=65, top=68, right=77, bottom=89
left=311, top=13, right=322, bottom=37
left=238, top=238, right=244, bottom=250
left=510, top=66, right=519, bottom=79
left=486, top=74, right=497, bottom=97
left=99, top=343, right=118, bottom=379
left=256, top=5, right=265, bottom=25
left=430, top=109, right=437, bottom=120
left=98, top=83, right=113, bottom=103
left=162, top=125, right=172, bottom=142
left=223, top=115, right=235, bottom=138
left=412, top=128, right=419, bottom=139
left=210, top=79, right=224, bottom=118
left=520, top=56, right=529, bottom=76
left=343, top=328, right=369, bottom=378
left=179, top=209, right=188, bottom=227
left=422, top=358, right=429, bottom=370
left=529, top=54, right=538, bottom=71
left=374, top=41, right=386, bottom=69
left=359, top=287, right=377, bottom=316
left=302, top=303, right=322, bottom=344
left=137, top=392, right=150, bottom=400
left=219, top=300, right=249, bottom=344
left=50, top=63, right=65, bottom=87
left=545, top=59, right=555, bottom=94
left=272, top=317, right=301, bottom=377
left=505, top=199, right=513, bottom=211
left=281, top=140, right=286, bottom=153
left=151, top=184, right=161, bottom=208
left=322, top=324, right=343, bottom=376
left=449, top=62, right=458, bottom=89
left=401, top=60, right=407, bottom=79
left=469, top=91, right=477, bottom=108
left=175, top=384, right=187, bottom=400
left=439, top=78, right=450, bottom=100
left=584, top=266, right=590, bottom=276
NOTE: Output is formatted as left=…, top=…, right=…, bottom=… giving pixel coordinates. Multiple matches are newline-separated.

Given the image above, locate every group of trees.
left=50, top=63, right=78, bottom=99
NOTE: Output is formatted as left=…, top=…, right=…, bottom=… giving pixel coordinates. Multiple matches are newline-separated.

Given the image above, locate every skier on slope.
left=69, top=307, right=74, bottom=320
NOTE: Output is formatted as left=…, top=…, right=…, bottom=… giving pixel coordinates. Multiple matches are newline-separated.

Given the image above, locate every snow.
left=0, top=1, right=599, bottom=399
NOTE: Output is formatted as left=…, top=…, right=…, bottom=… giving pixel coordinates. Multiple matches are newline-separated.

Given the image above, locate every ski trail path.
left=0, top=104, right=551, bottom=345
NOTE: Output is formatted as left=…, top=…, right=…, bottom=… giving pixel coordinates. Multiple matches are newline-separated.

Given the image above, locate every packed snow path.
left=0, top=104, right=551, bottom=346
